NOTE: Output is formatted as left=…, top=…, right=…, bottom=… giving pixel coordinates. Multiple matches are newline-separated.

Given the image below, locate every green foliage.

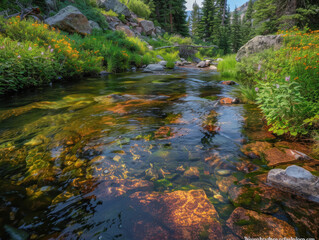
left=0, top=16, right=103, bottom=94
left=238, top=29, right=319, bottom=136
left=153, top=49, right=179, bottom=68
left=164, top=33, right=192, bottom=45
left=70, top=31, right=149, bottom=72
left=217, top=54, right=237, bottom=78
left=120, top=0, right=151, bottom=19
left=0, top=36, right=58, bottom=94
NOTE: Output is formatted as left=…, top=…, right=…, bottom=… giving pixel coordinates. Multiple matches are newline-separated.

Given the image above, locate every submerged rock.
left=227, top=207, right=296, bottom=238
left=216, top=169, right=231, bottom=176
left=241, top=141, right=272, bottom=157
left=264, top=148, right=311, bottom=166
left=4, top=225, right=29, bottom=240
left=184, top=167, right=200, bottom=179
left=130, top=190, right=223, bottom=239
left=267, top=165, right=319, bottom=203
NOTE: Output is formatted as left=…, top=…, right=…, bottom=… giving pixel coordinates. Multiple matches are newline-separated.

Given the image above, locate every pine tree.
left=190, top=1, right=201, bottom=38
left=198, top=0, right=215, bottom=42
left=231, top=7, right=242, bottom=52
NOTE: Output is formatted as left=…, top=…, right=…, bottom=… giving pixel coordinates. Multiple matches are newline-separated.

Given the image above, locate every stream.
left=0, top=69, right=318, bottom=239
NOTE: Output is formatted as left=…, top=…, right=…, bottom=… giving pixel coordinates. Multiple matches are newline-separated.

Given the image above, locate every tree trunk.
left=169, top=3, right=173, bottom=33
left=221, top=0, right=227, bottom=26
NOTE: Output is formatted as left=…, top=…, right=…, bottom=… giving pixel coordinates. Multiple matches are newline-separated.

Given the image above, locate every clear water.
left=0, top=69, right=315, bottom=239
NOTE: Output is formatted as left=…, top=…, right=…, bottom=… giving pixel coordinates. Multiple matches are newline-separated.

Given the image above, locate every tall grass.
left=217, top=54, right=237, bottom=78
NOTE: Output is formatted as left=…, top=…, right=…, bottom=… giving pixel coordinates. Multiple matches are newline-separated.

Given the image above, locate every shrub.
left=70, top=31, right=149, bottom=72
left=2, top=16, right=103, bottom=77
left=120, top=0, right=151, bottom=19
left=0, top=36, right=58, bottom=94
left=238, top=28, right=319, bottom=136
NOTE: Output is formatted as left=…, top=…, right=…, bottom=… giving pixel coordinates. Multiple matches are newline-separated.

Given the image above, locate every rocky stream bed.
left=0, top=69, right=318, bottom=240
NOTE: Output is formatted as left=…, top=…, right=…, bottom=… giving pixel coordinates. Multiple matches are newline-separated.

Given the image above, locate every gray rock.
left=100, top=71, right=110, bottom=76
left=97, top=0, right=131, bottom=17
left=45, top=5, right=92, bottom=35
left=143, top=64, right=164, bottom=72
left=45, top=0, right=57, bottom=11
left=216, top=58, right=224, bottom=62
left=105, top=15, right=121, bottom=30
left=155, top=26, right=162, bottom=35
left=237, top=35, right=283, bottom=61
left=285, top=165, right=315, bottom=180
left=192, top=57, right=201, bottom=64
left=116, top=25, right=135, bottom=37
left=176, top=61, right=184, bottom=66
left=156, top=55, right=164, bottom=60
left=197, top=61, right=207, bottom=68
left=139, top=20, right=155, bottom=35
left=205, top=60, right=211, bottom=66
left=89, top=20, right=101, bottom=30
left=135, top=27, right=143, bottom=34
left=267, top=165, right=319, bottom=203
left=159, top=61, right=167, bottom=67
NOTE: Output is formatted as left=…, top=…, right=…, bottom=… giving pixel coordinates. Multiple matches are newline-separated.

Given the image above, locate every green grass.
left=217, top=54, right=237, bottom=78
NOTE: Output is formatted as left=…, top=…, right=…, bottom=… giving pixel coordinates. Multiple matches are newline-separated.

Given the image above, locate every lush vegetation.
left=236, top=29, right=319, bottom=137
left=120, top=0, right=151, bottom=19
left=0, top=16, right=154, bottom=94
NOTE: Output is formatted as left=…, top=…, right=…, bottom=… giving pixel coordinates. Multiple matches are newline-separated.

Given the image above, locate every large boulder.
left=139, top=20, right=155, bottom=35
left=45, top=6, right=92, bottom=35
left=267, top=165, right=319, bottom=203
left=236, top=35, right=283, bottom=61
left=97, top=0, right=131, bottom=17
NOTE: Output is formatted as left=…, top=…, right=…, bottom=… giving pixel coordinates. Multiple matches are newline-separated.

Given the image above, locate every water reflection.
left=1, top=70, right=316, bottom=239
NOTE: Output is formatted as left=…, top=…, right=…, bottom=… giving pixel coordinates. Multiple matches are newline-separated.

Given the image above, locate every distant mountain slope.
left=234, top=0, right=257, bottom=20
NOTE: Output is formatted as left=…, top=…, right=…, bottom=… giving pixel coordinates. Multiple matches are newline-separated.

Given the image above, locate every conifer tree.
left=231, top=7, right=242, bottom=52
left=198, top=0, right=215, bottom=42
left=190, top=1, right=201, bottom=38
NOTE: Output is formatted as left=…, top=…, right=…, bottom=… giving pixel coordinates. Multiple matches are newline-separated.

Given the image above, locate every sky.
left=186, top=0, right=248, bottom=11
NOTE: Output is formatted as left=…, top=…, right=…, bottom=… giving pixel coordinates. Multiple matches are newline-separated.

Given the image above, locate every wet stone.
left=221, top=81, right=236, bottom=85
left=264, top=148, right=311, bottom=166
left=241, top=141, right=272, bottom=157
left=130, top=190, right=223, bottom=239
left=267, top=165, right=319, bottom=203
left=220, top=97, right=240, bottom=104
left=183, top=167, right=200, bottom=179
left=227, top=207, right=296, bottom=238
